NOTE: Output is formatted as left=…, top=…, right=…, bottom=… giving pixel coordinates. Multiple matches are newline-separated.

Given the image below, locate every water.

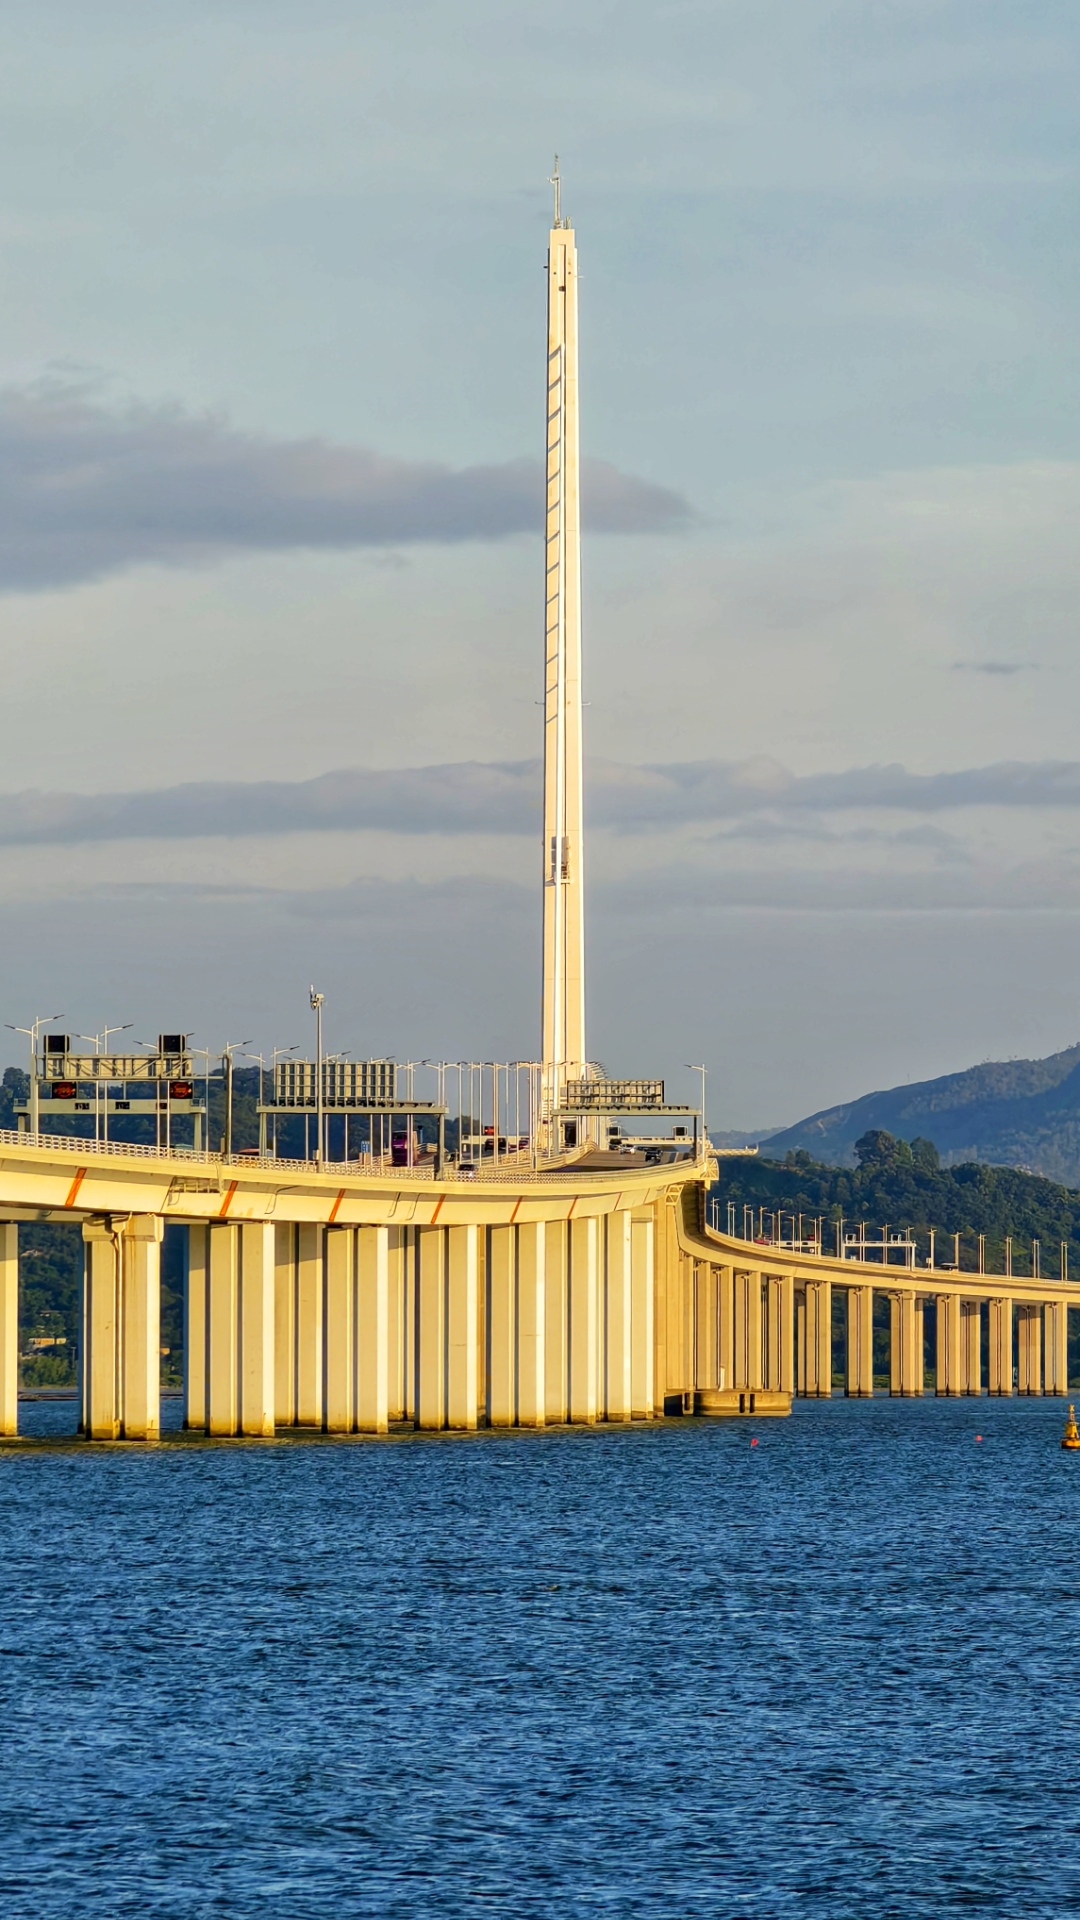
left=1, top=1398, right=1078, bottom=1918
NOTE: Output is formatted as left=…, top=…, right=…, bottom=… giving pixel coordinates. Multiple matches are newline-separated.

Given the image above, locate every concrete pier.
left=0, top=1223, right=17, bottom=1437
left=987, top=1297, right=1013, bottom=1395
left=890, top=1292, right=923, bottom=1397
left=81, top=1216, right=163, bottom=1439
left=798, top=1279, right=832, bottom=1397
left=846, top=1284, right=874, bottom=1397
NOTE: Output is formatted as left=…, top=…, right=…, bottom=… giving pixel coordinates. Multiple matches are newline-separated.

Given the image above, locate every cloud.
left=0, top=384, right=693, bottom=590
left=0, top=762, right=540, bottom=844
left=714, top=817, right=970, bottom=861
left=952, top=661, right=1033, bottom=676
left=11, top=753, right=1080, bottom=847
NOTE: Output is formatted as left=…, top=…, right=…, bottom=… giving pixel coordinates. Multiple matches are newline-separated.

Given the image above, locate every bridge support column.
left=273, top=1224, right=296, bottom=1428
left=936, top=1293, right=962, bottom=1396
left=356, top=1226, right=390, bottom=1432
left=203, top=1221, right=275, bottom=1437
left=1045, top=1300, right=1069, bottom=1397
left=239, top=1224, right=276, bottom=1436
left=961, top=1300, right=982, bottom=1395
left=747, top=1272, right=764, bottom=1391
left=889, top=1292, right=922, bottom=1396
left=123, top=1217, right=162, bottom=1441
left=206, top=1222, right=239, bottom=1435
left=418, top=1226, right=448, bottom=1429
left=272, top=1223, right=328, bottom=1430
left=446, top=1225, right=478, bottom=1430
left=184, top=1225, right=207, bottom=1429
left=81, top=1216, right=162, bottom=1440
left=798, top=1279, right=832, bottom=1397
left=295, top=1224, right=324, bottom=1427
left=692, top=1255, right=717, bottom=1399
left=778, top=1273, right=795, bottom=1395
left=604, top=1215, right=632, bottom=1420
left=82, top=1221, right=120, bottom=1438
left=386, top=1227, right=408, bottom=1423
left=1017, top=1305, right=1042, bottom=1394
left=729, top=1269, right=759, bottom=1395
left=324, top=1227, right=355, bottom=1433
left=480, top=1221, right=554, bottom=1428
left=0, top=1223, right=18, bottom=1436
left=630, top=1214, right=655, bottom=1418
left=726, top=1267, right=745, bottom=1390
left=717, top=1263, right=734, bottom=1400
left=545, top=1222, right=568, bottom=1423
left=487, top=1225, right=514, bottom=1427
left=987, top=1297, right=1013, bottom=1394
left=568, top=1217, right=598, bottom=1423
left=517, top=1222, right=546, bottom=1427
left=765, top=1276, right=786, bottom=1393
left=846, top=1285, right=874, bottom=1397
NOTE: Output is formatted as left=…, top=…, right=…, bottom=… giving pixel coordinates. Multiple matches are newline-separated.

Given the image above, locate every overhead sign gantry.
left=15, top=1034, right=206, bottom=1147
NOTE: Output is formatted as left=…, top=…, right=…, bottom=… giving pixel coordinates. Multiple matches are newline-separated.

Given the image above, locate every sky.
left=2, top=0, right=1080, bottom=1126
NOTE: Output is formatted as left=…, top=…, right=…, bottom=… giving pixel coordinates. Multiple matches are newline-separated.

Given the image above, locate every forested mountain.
left=762, top=1043, right=1080, bottom=1183
left=714, top=1129, right=1080, bottom=1276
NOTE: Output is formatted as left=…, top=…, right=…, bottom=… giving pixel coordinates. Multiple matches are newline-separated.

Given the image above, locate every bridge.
left=4, top=183, right=1073, bottom=1441
left=0, top=1129, right=1073, bottom=1440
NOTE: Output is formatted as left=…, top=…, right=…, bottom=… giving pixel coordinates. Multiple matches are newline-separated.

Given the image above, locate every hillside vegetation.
left=763, top=1042, right=1080, bottom=1184
left=713, top=1129, right=1080, bottom=1276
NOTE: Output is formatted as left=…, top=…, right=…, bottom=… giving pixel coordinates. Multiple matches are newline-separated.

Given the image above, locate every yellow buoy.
left=1062, top=1405, right=1080, bottom=1451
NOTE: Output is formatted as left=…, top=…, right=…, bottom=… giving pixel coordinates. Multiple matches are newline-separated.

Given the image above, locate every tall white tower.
left=540, top=164, right=587, bottom=1144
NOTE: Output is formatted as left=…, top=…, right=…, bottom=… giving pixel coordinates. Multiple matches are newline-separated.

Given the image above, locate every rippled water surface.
left=2, top=1397, right=1078, bottom=1918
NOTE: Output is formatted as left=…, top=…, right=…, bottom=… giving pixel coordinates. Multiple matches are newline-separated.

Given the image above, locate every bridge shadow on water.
left=0, top=1396, right=1077, bottom=1918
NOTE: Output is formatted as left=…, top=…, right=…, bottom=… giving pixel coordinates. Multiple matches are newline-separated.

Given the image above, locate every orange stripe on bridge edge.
left=217, top=1180, right=238, bottom=1218
left=328, top=1189, right=346, bottom=1224
left=63, top=1168, right=88, bottom=1209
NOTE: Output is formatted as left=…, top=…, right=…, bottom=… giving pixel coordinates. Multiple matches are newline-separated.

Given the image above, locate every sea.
left=1, top=1395, right=1077, bottom=1918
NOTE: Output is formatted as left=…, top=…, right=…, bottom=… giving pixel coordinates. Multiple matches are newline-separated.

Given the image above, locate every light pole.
left=5, top=1014, right=62, bottom=1137
left=685, top=1063, right=707, bottom=1162
left=244, top=1052, right=267, bottom=1157
left=220, top=1040, right=250, bottom=1156
left=270, top=1045, right=299, bottom=1158
left=310, top=988, right=324, bottom=1167
left=188, top=1046, right=216, bottom=1154
left=80, top=1024, right=133, bottom=1143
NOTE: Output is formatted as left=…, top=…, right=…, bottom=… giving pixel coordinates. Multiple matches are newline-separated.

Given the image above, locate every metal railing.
left=0, top=1127, right=700, bottom=1185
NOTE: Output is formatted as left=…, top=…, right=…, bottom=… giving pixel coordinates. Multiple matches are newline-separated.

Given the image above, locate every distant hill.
left=710, top=1127, right=783, bottom=1151
left=763, top=1042, right=1080, bottom=1184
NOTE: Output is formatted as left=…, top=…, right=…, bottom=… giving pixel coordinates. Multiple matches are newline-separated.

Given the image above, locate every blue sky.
left=2, top=0, right=1080, bottom=1125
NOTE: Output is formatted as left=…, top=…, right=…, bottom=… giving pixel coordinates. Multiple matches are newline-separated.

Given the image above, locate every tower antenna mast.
left=540, top=165, right=586, bottom=1150
left=549, top=154, right=562, bottom=227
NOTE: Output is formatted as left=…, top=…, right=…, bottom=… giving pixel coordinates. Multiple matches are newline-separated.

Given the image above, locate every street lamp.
left=5, top=1014, right=62, bottom=1138
left=220, top=1040, right=250, bottom=1156
left=685, top=1064, right=707, bottom=1162
left=269, top=1045, right=299, bottom=1158
left=80, top=1024, right=133, bottom=1143
left=310, top=988, right=324, bottom=1168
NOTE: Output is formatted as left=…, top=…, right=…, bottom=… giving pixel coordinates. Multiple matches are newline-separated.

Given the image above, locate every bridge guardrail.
left=0, top=1128, right=709, bottom=1186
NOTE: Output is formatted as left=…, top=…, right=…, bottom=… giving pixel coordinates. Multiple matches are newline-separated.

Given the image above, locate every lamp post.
left=270, top=1045, right=299, bottom=1158
left=220, top=1040, right=250, bottom=1157
left=310, top=988, right=324, bottom=1168
left=5, top=1014, right=62, bottom=1138
left=685, top=1063, right=707, bottom=1162
left=244, top=1052, right=267, bottom=1157
left=79, top=1024, right=133, bottom=1143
